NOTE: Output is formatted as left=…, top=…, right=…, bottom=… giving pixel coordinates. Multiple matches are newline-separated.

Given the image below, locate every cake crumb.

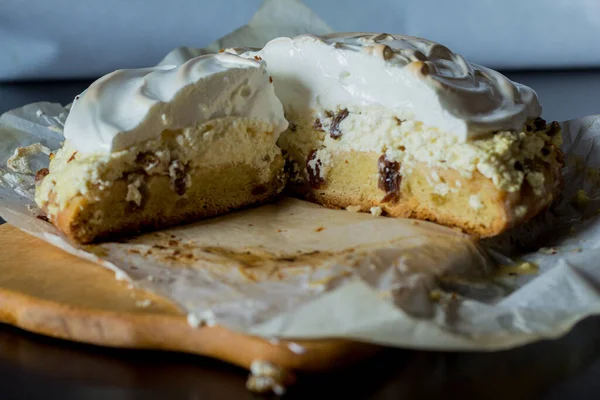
left=539, top=247, right=558, bottom=255
left=572, top=189, right=591, bottom=207
left=287, top=342, right=306, bottom=354
left=346, top=205, right=361, bottom=212
left=187, top=313, right=201, bottom=328
left=315, top=226, right=325, bottom=232
left=429, top=289, right=443, bottom=302
left=115, top=270, right=128, bottom=281
left=469, top=194, right=483, bottom=210
left=135, top=299, right=152, bottom=308
left=370, top=206, right=382, bottom=216
left=247, top=360, right=287, bottom=395
left=6, top=143, right=51, bottom=174
left=515, top=205, right=528, bottom=218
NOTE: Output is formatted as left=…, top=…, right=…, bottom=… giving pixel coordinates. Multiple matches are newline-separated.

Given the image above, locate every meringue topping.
left=64, top=53, right=288, bottom=153
left=229, top=33, right=541, bottom=141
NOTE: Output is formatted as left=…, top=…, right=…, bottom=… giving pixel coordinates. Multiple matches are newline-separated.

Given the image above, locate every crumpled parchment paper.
left=2, top=0, right=600, bottom=351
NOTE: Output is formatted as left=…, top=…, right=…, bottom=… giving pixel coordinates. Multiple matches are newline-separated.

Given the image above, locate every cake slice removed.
left=35, top=53, right=288, bottom=243
left=230, top=33, right=564, bottom=237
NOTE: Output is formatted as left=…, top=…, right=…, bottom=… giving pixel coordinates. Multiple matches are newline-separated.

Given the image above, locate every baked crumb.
left=346, top=205, right=361, bottom=212
left=539, top=247, right=558, bottom=255
left=468, top=194, right=483, bottom=210
left=370, top=206, right=382, bottom=216
left=7, top=143, right=51, bottom=174
left=572, top=189, right=591, bottom=207
left=247, top=360, right=287, bottom=395
left=515, top=205, right=528, bottom=218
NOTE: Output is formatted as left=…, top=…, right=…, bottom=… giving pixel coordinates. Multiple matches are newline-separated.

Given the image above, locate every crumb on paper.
left=515, top=205, right=528, bottom=218
left=497, top=261, right=539, bottom=276
left=247, top=360, right=287, bottom=395
left=147, top=275, right=155, bottom=282
left=6, top=143, right=51, bottom=174
left=517, top=262, right=538, bottom=273
left=246, top=376, right=285, bottom=396
left=429, top=289, right=443, bottom=302
left=539, top=247, right=558, bottom=255
left=187, top=313, right=201, bottom=328
left=315, top=226, right=325, bottom=232
left=346, top=205, right=361, bottom=212
left=135, top=299, right=152, bottom=308
left=287, top=342, right=306, bottom=355
left=268, top=337, right=280, bottom=346
left=114, top=270, right=128, bottom=281
left=572, top=189, right=591, bottom=207
left=186, top=310, right=216, bottom=328
left=370, top=206, right=382, bottom=216
left=571, top=248, right=582, bottom=253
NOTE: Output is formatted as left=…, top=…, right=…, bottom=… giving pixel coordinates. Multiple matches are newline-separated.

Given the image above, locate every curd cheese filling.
left=36, top=53, right=289, bottom=215
left=228, top=33, right=559, bottom=194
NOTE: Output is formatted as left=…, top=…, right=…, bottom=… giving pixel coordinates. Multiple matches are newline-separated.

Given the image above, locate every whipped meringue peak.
left=64, top=53, right=288, bottom=153
left=229, top=33, right=541, bottom=141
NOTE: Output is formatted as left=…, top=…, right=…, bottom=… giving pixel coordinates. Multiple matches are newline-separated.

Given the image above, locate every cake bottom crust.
left=289, top=150, right=562, bottom=237
left=47, top=156, right=286, bottom=243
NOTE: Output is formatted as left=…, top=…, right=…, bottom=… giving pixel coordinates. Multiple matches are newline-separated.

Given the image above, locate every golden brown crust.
left=46, top=158, right=287, bottom=243
left=289, top=149, right=563, bottom=238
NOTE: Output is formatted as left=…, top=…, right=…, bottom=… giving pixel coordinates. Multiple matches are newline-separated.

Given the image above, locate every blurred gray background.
left=1, top=0, right=600, bottom=81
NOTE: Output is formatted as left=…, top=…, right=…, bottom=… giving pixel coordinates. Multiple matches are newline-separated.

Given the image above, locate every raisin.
left=378, top=155, right=402, bottom=203
left=533, top=117, right=547, bottom=131
left=35, top=168, right=49, bottom=184
left=547, top=121, right=560, bottom=136
left=329, top=109, right=349, bottom=139
left=514, top=161, right=524, bottom=171
left=313, top=118, right=324, bottom=131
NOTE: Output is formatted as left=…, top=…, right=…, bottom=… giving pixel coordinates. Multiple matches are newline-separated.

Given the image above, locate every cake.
left=35, top=53, right=288, bottom=243
left=228, top=33, right=564, bottom=237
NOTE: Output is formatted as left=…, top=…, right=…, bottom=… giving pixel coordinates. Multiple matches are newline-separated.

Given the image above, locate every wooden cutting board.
left=0, top=224, right=380, bottom=372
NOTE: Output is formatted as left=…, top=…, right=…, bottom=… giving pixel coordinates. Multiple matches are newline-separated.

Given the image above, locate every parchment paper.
left=2, top=1, right=600, bottom=351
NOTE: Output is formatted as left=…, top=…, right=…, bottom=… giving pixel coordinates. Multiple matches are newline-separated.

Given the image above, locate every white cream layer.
left=229, top=33, right=541, bottom=142
left=64, top=53, right=288, bottom=153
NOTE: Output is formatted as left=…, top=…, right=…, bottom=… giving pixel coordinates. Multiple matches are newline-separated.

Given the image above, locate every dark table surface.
left=1, top=71, right=600, bottom=399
